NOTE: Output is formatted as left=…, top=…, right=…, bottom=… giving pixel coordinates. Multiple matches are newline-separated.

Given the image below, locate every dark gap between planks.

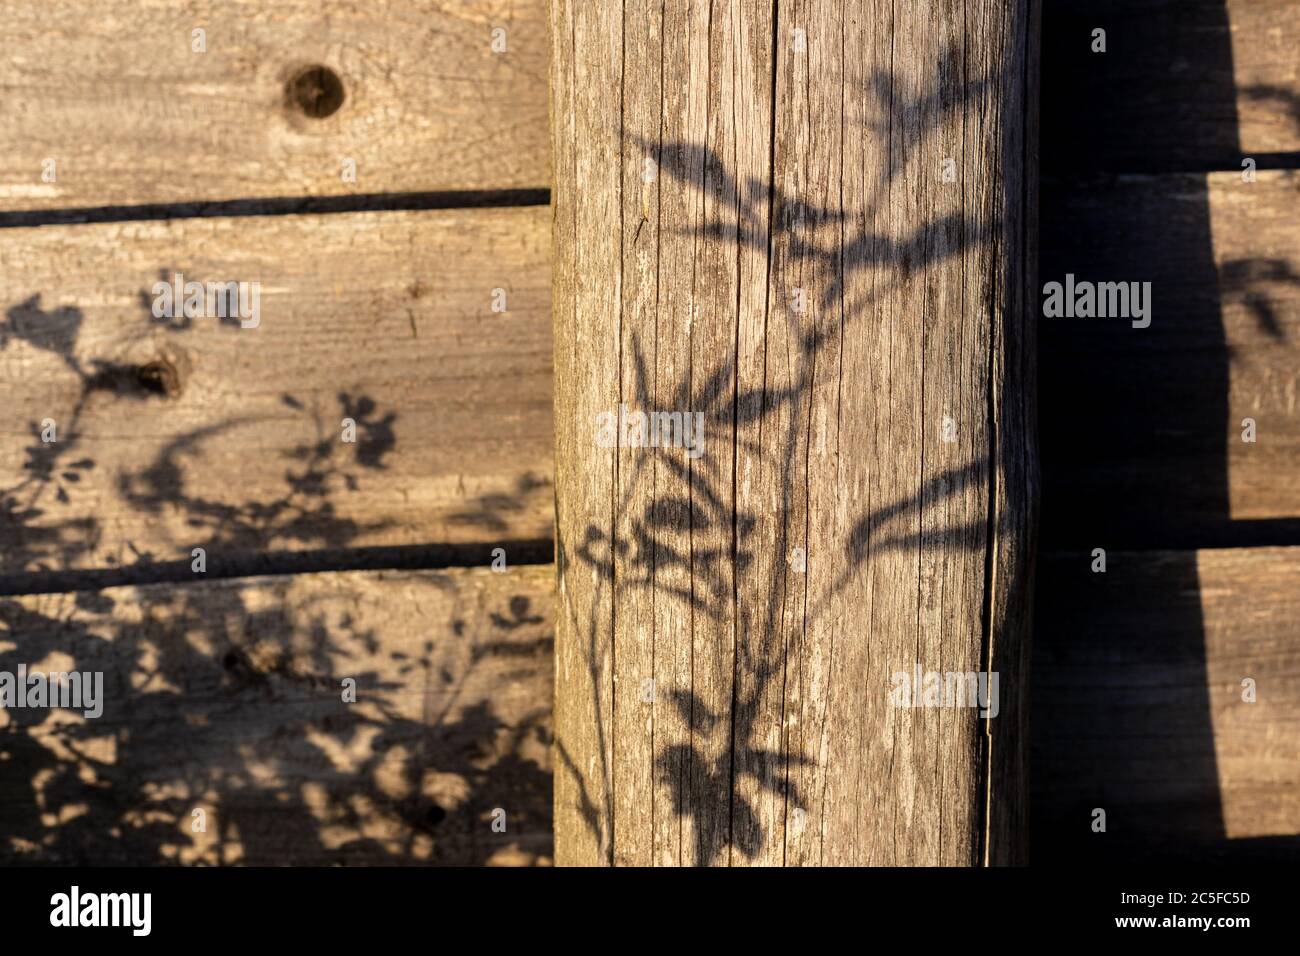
left=0, top=539, right=555, bottom=596
left=0, top=189, right=551, bottom=229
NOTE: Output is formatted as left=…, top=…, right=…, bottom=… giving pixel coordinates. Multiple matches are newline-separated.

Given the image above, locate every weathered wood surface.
left=0, top=0, right=549, bottom=209
left=1042, top=0, right=1300, bottom=172
left=1040, top=170, right=1300, bottom=549
left=0, top=565, right=554, bottom=865
left=1033, top=547, right=1300, bottom=861
left=551, top=0, right=1037, bottom=865
left=0, top=207, right=553, bottom=576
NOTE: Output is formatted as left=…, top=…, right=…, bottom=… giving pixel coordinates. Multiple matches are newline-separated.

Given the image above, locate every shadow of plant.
left=0, top=283, right=551, bottom=865
left=1241, top=83, right=1300, bottom=141
left=1219, top=257, right=1300, bottom=343
left=563, top=47, right=1005, bottom=864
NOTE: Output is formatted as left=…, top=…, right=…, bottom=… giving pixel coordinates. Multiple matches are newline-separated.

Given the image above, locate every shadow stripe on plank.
left=1040, top=170, right=1300, bottom=548
left=1033, top=547, right=1300, bottom=862
left=1042, top=0, right=1300, bottom=173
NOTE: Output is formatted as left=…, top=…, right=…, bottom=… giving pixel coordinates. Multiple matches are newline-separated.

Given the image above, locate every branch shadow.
left=561, top=31, right=1019, bottom=864
left=0, top=280, right=551, bottom=865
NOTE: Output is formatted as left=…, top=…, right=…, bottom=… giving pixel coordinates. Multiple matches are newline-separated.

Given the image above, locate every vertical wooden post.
left=550, top=0, right=1037, bottom=865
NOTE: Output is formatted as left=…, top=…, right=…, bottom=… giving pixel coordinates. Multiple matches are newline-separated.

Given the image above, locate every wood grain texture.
left=1033, top=547, right=1300, bottom=862
left=1040, top=170, right=1300, bottom=549
left=0, top=0, right=549, bottom=208
left=1041, top=0, right=1300, bottom=172
left=0, top=565, right=555, bottom=865
left=551, top=0, right=1038, bottom=866
left=0, top=207, right=553, bottom=575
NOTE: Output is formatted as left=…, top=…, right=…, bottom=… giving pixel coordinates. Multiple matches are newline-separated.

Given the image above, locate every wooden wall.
left=3, top=0, right=1295, bottom=866
left=0, top=0, right=554, bottom=865
left=1034, top=0, right=1300, bottom=861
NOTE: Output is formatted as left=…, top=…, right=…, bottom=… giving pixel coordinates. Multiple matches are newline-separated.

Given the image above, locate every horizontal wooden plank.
left=1040, top=169, right=1300, bottom=548
left=1042, top=0, right=1300, bottom=172
left=0, top=207, right=554, bottom=575
left=1033, top=547, right=1300, bottom=862
left=0, top=0, right=548, bottom=209
left=0, top=564, right=555, bottom=865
